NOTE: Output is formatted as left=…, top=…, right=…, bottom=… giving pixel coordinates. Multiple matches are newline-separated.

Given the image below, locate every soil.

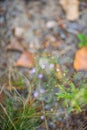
left=0, top=0, right=87, bottom=129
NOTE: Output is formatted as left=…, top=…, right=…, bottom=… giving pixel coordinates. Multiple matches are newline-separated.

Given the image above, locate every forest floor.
left=0, top=0, right=87, bottom=129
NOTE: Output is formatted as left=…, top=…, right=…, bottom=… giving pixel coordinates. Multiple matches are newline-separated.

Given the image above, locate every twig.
left=0, top=103, right=17, bottom=130
left=42, top=101, right=49, bottom=130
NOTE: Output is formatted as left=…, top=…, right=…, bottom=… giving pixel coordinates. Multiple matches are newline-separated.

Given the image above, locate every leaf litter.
left=14, top=51, right=35, bottom=68
left=6, top=38, right=24, bottom=52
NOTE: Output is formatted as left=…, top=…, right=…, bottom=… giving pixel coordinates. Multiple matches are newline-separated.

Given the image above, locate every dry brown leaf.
left=60, top=0, right=79, bottom=21
left=74, top=47, right=87, bottom=71
left=6, top=38, right=24, bottom=52
left=14, top=51, right=35, bottom=68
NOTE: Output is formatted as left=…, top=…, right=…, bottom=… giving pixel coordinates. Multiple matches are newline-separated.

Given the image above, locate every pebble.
left=54, top=28, right=66, bottom=40
left=46, top=21, right=57, bottom=29
left=13, top=27, right=24, bottom=38
left=0, top=15, right=5, bottom=25
left=44, top=104, right=51, bottom=110
left=66, top=22, right=84, bottom=34
left=48, top=121, right=56, bottom=129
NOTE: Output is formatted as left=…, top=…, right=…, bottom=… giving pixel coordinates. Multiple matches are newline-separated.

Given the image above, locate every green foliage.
left=0, top=56, right=87, bottom=130
left=0, top=96, right=40, bottom=130
left=0, top=56, right=60, bottom=130
left=11, top=76, right=25, bottom=89
left=56, top=82, right=87, bottom=112
left=77, top=33, right=87, bottom=47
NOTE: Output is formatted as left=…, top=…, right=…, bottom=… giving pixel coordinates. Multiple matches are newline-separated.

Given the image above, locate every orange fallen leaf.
left=14, top=51, right=35, bottom=68
left=6, top=38, right=24, bottom=52
left=60, top=0, right=79, bottom=21
left=74, top=47, right=87, bottom=71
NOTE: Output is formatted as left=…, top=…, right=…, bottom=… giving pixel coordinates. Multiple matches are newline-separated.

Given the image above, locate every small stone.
left=49, top=121, right=56, bottom=129
left=0, top=16, right=5, bottom=25
left=46, top=21, right=57, bottom=29
left=13, top=27, right=24, bottom=38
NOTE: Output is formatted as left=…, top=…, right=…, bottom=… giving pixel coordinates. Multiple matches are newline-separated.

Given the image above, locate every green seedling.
left=77, top=34, right=87, bottom=47
left=56, top=82, right=87, bottom=112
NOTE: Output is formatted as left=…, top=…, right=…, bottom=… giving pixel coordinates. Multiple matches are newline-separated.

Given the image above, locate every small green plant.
left=77, top=33, right=87, bottom=47
left=1, top=56, right=87, bottom=130
left=0, top=92, right=41, bottom=130
left=0, top=57, right=59, bottom=130
left=56, top=82, right=87, bottom=112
